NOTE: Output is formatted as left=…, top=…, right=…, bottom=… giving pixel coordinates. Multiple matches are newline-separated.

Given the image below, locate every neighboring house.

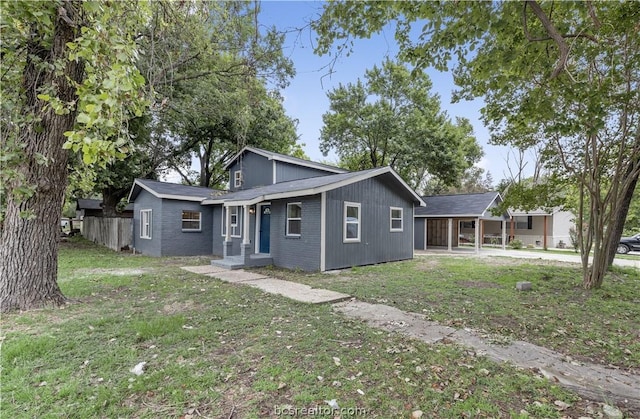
left=508, top=208, right=574, bottom=249
left=414, top=191, right=510, bottom=251
left=76, top=198, right=134, bottom=218
left=128, top=146, right=425, bottom=271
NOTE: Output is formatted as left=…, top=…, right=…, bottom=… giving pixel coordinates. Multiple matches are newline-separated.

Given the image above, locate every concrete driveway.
left=415, top=248, right=640, bottom=269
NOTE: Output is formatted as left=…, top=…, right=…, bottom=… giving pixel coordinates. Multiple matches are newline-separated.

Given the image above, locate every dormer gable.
left=225, top=146, right=348, bottom=191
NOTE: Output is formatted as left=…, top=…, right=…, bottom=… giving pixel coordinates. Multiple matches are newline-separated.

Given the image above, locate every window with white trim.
left=234, top=170, right=243, bottom=188
left=286, top=203, right=302, bottom=236
left=390, top=207, right=403, bottom=232
left=181, top=210, right=201, bottom=231
left=343, top=202, right=361, bottom=242
left=140, top=209, right=152, bottom=239
left=221, top=206, right=241, bottom=237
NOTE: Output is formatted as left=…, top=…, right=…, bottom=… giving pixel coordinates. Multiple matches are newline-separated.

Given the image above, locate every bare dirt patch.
left=75, top=268, right=152, bottom=276
left=162, top=300, right=197, bottom=314
left=416, top=260, right=441, bottom=271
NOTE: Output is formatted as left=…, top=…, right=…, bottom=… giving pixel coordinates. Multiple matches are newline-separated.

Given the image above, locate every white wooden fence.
left=82, top=216, right=132, bottom=251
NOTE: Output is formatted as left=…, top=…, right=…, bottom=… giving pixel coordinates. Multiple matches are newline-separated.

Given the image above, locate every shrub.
left=509, top=239, right=523, bottom=249
left=568, top=226, right=579, bottom=253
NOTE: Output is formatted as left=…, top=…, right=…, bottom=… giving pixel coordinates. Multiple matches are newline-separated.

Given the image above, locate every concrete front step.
left=211, top=255, right=273, bottom=270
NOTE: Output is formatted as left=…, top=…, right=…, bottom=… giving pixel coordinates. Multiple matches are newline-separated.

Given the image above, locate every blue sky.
left=258, top=1, right=526, bottom=184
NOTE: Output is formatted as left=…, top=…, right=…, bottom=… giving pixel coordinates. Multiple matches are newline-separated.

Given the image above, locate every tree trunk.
left=102, top=187, right=127, bottom=217
left=605, top=166, right=639, bottom=267
left=0, top=4, right=84, bottom=313
left=584, top=244, right=608, bottom=289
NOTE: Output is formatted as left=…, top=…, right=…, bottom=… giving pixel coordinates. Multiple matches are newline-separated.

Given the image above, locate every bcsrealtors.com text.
left=274, top=405, right=367, bottom=416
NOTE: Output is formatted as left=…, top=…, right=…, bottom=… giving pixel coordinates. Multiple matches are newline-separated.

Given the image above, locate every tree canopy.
left=320, top=59, right=482, bottom=191
left=77, top=1, right=301, bottom=214
left=314, top=1, right=640, bottom=288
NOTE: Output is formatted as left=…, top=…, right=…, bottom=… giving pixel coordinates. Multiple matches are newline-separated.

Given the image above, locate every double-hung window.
left=181, top=210, right=201, bottom=231
left=286, top=203, right=302, bottom=236
left=390, top=207, right=403, bottom=232
left=140, top=209, right=152, bottom=239
left=343, top=202, right=361, bottom=243
left=234, top=170, right=243, bottom=188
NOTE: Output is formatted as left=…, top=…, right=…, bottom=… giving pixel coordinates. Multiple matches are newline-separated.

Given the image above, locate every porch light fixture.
left=249, top=206, right=256, bottom=215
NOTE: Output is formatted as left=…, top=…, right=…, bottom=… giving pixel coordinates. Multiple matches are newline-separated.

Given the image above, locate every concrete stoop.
left=211, top=254, right=273, bottom=270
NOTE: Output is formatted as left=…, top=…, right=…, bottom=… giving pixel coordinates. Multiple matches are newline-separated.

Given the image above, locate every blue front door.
left=259, top=205, right=271, bottom=253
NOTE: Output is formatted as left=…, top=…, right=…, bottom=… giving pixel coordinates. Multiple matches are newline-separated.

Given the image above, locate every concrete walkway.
left=181, top=265, right=350, bottom=304
left=415, top=248, right=640, bottom=269
left=334, top=300, right=640, bottom=411
left=181, top=264, right=640, bottom=412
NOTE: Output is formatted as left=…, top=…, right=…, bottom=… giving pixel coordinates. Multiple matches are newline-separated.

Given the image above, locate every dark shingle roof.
left=416, top=191, right=505, bottom=218
left=204, top=167, right=424, bottom=205
left=128, top=178, right=224, bottom=202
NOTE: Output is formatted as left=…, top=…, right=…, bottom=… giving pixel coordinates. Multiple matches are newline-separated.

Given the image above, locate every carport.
left=414, top=192, right=510, bottom=252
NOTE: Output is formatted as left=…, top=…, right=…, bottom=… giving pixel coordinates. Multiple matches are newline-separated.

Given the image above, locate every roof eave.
left=212, top=167, right=423, bottom=207
left=415, top=213, right=509, bottom=219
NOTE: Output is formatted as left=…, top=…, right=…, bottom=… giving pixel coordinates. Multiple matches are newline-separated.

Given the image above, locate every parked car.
left=617, top=233, right=640, bottom=254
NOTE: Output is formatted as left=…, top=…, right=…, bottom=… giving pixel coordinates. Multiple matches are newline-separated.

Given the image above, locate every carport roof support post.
left=475, top=217, right=480, bottom=253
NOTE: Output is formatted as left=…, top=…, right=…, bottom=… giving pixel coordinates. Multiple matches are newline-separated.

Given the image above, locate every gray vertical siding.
left=414, top=218, right=425, bottom=250
left=228, top=152, right=273, bottom=191
left=325, top=176, right=414, bottom=270
left=270, top=195, right=321, bottom=271
left=211, top=205, right=223, bottom=256
left=159, top=199, right=213, bottom=256
left=132, top=190, right=162, bottom=257
left=275, top=161, right=333, bottom=183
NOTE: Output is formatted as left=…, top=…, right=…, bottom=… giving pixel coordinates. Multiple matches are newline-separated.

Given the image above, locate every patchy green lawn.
left=257, top=256, right=640, bottom=372
left=1, top=239, right=635, bottom=418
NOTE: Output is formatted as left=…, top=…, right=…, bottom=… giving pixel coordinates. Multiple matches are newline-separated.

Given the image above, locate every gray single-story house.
left=129, top=147, right=425, bottom=271
left=127, top=180, right=222, bottom=257
left=414, top=191, right=510, bottom=251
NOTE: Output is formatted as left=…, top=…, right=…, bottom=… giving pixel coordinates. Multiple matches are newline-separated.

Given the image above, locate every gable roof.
left=415, top=191, right=507, bottom=219
left=127, top=178, right=223, bottom=202
left=223, top=146, right=348, bottom=174
left=203, top=166, right=425, bottom=207
left=76, top=198, right=133, bottom=212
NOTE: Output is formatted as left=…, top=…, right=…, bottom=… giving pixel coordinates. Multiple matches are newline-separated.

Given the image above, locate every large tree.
left=166, top=79, right=299, bottom=188
left=320, top=59, right=482, bottom=190
left=85, top=1, right=299, bottom=211
left=1, top=1, right=148, bottom=312
left=160, top=0, right=298, bottom=188
left=315, top=1, right=640, bottom=288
